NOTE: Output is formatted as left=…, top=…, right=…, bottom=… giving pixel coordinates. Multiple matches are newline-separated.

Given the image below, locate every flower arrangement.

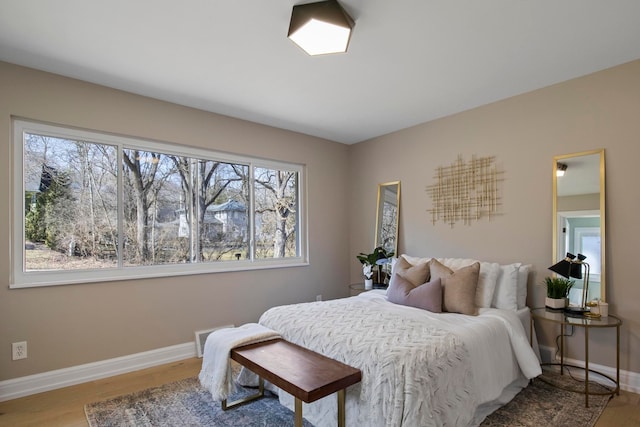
left=357, top=246, right=395, bottom=283
left=362, top=263, right=373, bottom=280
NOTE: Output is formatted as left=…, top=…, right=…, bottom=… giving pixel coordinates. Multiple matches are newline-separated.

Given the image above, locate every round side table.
left=530, top=307, right=621, bottom=407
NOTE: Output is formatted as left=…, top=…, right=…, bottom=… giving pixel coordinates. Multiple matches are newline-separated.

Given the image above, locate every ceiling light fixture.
left=288, top=0, right=355, bottom=56
left=556, top=163, right=567, bottom=177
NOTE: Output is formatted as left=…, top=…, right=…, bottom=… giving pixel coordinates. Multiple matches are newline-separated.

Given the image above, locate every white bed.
left=258, top=290, right=541, bottom=427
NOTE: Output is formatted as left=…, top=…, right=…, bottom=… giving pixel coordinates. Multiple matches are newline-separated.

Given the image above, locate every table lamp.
left=549, top=252, right=590, bottom=314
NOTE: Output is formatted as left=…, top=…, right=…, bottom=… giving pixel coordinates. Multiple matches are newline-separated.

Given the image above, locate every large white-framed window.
left=11, top=119, right=307, bottom=288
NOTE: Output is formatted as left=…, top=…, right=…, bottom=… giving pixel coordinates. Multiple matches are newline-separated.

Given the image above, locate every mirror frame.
left=375, top=181, right=400, bottom=256
left=552, top=149, right=606, bottom=301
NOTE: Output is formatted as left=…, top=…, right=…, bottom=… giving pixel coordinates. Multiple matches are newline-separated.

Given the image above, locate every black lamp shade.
left=549, top=252, right=581, bottom=278
left=570, top=262, right=583, bottom=279
left=549, top=259, right=572, bottom=278
left=570, top=253, right=588, bottom=279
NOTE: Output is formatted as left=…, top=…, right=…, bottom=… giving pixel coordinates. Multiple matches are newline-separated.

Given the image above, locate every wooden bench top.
left=230, top=338, right=362, bottom=403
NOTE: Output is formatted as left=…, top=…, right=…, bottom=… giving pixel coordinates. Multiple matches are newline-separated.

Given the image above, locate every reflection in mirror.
left=553, top=150, right=605, bottom=304
left=375, top=181, right=400, bottom=256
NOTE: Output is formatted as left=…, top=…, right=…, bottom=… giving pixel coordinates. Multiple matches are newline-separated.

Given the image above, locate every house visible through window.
left=12, top=119, right=306, bottom=288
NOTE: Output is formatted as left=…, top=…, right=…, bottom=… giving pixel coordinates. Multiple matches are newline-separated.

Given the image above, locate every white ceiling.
left=1, top=0, right=640, bottom=144
left=557, top=153, right=601, bottom=197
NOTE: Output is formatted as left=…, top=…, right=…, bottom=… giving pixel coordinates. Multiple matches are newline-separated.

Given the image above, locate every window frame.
left=11, top=119, right=308, bottom=288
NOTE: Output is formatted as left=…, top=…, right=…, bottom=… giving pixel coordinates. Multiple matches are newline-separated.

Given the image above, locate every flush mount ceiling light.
left=556, top=163, right=568, bottom=177
left=288, top=0, right=355, bottom=56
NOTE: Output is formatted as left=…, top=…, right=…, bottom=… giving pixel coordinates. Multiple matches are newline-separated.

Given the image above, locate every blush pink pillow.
left=387, top=273, right=442, bottom=313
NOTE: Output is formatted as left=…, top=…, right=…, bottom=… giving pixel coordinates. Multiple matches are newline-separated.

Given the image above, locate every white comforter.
left=258, top=291, right=541, bottom=427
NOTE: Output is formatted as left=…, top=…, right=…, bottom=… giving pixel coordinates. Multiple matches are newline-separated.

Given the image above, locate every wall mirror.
left=375, top=181, right=400, bottom=255
left=553, top=149, right=605, bottom=304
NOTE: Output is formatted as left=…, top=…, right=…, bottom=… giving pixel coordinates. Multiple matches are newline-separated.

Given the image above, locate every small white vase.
left=364, top=279, right=373, bottom=290
left=545, top=297, right=567, bottom=310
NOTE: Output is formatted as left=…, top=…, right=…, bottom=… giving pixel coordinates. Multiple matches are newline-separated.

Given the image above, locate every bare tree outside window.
left=122, top=149, right=184, bottom=265
left=169, top=157, right=249, bottom=262
left=254, top=167, right=298, bottom=258
left=16, top=120, right=304, bottom=286
left=24, top=134, right=118, bottom=271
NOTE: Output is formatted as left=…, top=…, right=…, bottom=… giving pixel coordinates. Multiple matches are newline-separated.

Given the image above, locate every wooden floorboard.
left=0, top=358, right=202, bottom=427
left=0, top=357, right=637, bottom=426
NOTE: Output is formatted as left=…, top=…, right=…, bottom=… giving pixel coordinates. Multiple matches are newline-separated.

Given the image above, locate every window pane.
left=196, top=160, right=250, bottom=262
left=23, top=133, right=118, bottom=271
left=122, top=149, right=189, bottom=266
left=122, top=151, right=251, bottom=266
left=254, top=167, right=299, bottom=258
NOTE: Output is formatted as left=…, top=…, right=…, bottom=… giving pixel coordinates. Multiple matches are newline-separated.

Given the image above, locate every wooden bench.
left=222, top=338, right=362, bottom=427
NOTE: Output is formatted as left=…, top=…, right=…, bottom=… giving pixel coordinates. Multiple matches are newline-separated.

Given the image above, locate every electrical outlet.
left=12, top=341, right=27, bottom=360
left=316, top=294, right=322, bottom=301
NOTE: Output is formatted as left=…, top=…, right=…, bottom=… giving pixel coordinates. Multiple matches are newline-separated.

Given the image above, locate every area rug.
left=481, top=369, right=612, bottom=427
left=85, top=370, right=611, bottom=426
left=85, top=378, right=313, bottom=427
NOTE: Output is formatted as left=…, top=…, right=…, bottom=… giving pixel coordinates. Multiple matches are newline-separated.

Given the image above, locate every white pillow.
left=517, top=264, right=531, bottom=309
left=493, top=263, right=521, bottom=310
left=437, top=258, right=500, bottom=309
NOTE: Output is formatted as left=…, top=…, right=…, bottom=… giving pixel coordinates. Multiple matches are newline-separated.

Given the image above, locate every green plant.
left=357, top=246, right=395, bottom=282
left=356, top=246, right=394, bottom=266
left=544, top=276, right=574, bottom=299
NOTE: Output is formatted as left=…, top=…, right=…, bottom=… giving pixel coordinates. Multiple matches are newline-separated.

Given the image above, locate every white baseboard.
left=539, top=344, right=640, bottom=394
left=0, top=342, right=196, bottom=402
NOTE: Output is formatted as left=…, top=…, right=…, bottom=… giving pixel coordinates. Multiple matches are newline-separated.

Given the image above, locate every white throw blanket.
left=198, top=323, right=281, bottom=401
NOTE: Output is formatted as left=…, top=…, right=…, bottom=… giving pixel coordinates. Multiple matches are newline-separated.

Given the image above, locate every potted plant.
left=357, top=246, right=395, bottom=288
left=544, top=276, right=574, bottom=309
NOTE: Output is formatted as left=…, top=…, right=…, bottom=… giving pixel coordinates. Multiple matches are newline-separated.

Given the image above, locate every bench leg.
left=293, top=390, right=345, bottom=427
left=221, top=377, right=264, bottom=410
left=295, top=397, right=303, bottom=427
left=337, top=389, right=345, bottom=427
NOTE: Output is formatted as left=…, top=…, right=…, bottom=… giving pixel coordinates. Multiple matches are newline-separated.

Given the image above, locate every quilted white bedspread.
left=258, top=291, right=541, bottom=427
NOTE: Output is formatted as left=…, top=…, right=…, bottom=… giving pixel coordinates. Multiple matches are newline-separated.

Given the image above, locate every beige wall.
left=3, top=58, right=639, bottom=383
left=558, top=193, right=600, bottom=211
left=0, top=62, right=351, bottom=380
left=349, top=60, right=640, bottom=375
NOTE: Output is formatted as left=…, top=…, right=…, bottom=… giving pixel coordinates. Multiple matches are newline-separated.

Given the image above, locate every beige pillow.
left=394, top=256, right=430, bottom=286
left=429, top=259, right=480, bottom=315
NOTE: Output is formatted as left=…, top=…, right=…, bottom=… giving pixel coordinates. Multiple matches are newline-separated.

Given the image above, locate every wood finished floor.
left=0, top=357, right=638, bottom=426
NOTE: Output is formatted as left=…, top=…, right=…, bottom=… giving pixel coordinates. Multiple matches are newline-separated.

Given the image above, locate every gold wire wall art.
left=426, top=155, right=503, bottom=227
